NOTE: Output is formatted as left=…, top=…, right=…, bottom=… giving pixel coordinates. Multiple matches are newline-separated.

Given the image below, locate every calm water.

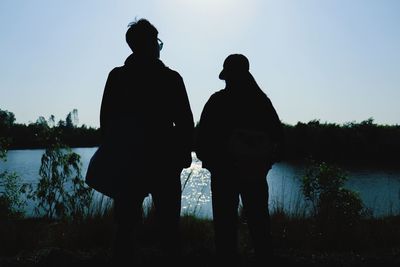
left=1, top=148, right=399, bottom=218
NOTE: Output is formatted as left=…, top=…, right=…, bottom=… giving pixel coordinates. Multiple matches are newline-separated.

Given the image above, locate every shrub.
left=301, top=161, right=364, bottom=239
left=0, top=171, right=26, bottom=219
left=27, top=144, right=93, bottom=221
left=0, top=137, right=25, bottom=220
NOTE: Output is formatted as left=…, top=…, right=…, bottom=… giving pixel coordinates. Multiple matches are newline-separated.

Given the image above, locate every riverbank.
left=1, top=214, right=400, bottom=267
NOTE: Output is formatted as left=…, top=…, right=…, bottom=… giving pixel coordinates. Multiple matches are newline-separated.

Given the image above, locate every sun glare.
left=173, top=0, right=252, bottom=16
left=176, top=0, right=231, bottom=8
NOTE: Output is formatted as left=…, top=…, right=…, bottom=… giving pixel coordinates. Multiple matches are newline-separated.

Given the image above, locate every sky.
left=1, top=0, right=399, bottom=127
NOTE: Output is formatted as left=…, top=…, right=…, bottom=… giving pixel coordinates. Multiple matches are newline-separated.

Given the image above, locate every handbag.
left=85, top=144, right=120, bottom=198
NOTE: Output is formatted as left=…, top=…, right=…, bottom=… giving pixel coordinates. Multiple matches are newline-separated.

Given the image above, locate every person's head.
left=126, top=19, right=163, bottom=59
left=219, top=54, right=250, bottom=82
left=219, top=54, right=263, bottom=92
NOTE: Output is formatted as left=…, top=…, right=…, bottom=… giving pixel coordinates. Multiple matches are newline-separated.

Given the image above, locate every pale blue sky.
left=1, top=0, right=399, bottom=127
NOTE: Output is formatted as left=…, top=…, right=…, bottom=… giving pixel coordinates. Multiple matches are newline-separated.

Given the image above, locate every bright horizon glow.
left=1, top=0, right=399, bottom=127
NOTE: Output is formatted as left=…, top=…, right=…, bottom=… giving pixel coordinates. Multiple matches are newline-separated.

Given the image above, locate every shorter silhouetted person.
left=98, top=19, right=194, bottom=265
left=196, top=54, right=284, bottom=265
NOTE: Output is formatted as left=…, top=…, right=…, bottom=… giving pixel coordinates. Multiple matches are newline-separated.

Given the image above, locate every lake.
left=1, top=148, right=399, bottom=218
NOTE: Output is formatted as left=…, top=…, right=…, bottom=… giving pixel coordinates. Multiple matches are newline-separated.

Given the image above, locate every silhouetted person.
left=196, top=54, right=284, bottom=266
left=100, top=19, right=194, bottom=265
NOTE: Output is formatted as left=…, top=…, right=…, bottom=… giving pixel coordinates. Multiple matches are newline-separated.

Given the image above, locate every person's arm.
left=196, top=94, right=220, bottom=168
left=172, top=74, right=194, bottom=167
left=100, top=68, right=118, bottom=138
left=265, top=97, right=285, bottom=162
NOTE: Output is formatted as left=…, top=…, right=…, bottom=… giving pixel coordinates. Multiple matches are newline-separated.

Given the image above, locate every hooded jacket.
left=196, top=77, right=284, bottom=172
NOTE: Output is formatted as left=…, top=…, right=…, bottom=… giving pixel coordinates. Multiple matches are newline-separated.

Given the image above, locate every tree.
left=0, top=137, right=25, bottom=220
left=0, top=109, right=15, bottom=156
left=27, top=144, right=93, bottom=220
left=65, top=109, right=79, bottom=129
left=0, top=109, right=15, bottom=132
left=48, top=115, right=56, bottom=128
left=0, top=170, right=25, bottom=219
left=36, top=116, right=48, bottom=127
left=301, top=161, right=364, bottom=246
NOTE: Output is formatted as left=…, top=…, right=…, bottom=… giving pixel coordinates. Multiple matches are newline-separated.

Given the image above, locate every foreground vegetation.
left=1, top=207, right=400, bottom=266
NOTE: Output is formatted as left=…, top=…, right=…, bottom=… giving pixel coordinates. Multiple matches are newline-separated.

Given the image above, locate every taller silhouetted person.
left=99, top=19, right=194, bottom=265
left=196, top=54, right=284, bottom=266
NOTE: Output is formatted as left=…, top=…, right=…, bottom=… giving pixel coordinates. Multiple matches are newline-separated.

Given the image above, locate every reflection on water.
left=181, top=155, right=211, bottom=217
left=1, top=148, right=399, bottom=218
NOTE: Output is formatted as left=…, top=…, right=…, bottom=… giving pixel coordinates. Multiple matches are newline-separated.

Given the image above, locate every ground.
left=1, top=247, right=400, bottom=267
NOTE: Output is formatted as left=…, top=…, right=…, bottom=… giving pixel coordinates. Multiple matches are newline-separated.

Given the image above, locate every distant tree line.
left=1, top=108, right=399, bottom=163
left=0, top=108, right=100, bottom=149
left=281, top=119, right=400, bottom=164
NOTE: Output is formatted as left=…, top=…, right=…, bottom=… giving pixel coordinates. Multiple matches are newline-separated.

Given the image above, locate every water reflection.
left=181, top=154, right=211, bottom=218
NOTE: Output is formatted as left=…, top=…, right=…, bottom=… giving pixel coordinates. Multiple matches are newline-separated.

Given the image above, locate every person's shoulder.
left=206, top=89, right=227, bottom=104
left=108, top=66, right=124, bottom=77
left=104, top=67, right=124, bottom=85
left=211, top=89, right=227, bottom=98
left=162, top=65, right=184, bottom=81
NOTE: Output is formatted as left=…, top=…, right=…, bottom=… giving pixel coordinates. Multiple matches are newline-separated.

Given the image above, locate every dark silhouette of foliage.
left=0, top=109, right=15, bottom=158
left=0, top=137, right=25, bottom=220
left=0, top=137, right=8, bottom=160
left=282, top=118, right=400, bottom=164
left=26, top=144, right=93, bottom=221
left=0, top=109, right=15, bottom=133
left=301, top=161, right=365, bottom=248
left=0, top=170, right=25, bottom=220
left=65, top=109, right=79, bottom=129
left=0, top=108, right=101, bottom=149
left=1, top=109, right=94, bottom=221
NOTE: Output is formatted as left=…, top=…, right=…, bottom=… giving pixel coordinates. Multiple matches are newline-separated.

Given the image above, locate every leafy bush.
left=0, top=137, right=9, bottom=160
left=27, top=144, right=93, bottom=221
left=301, top=161, right=364, bottom=238
left=0, top=137, right=25, bottom=220
left=0, top=171, right=26, bottom=219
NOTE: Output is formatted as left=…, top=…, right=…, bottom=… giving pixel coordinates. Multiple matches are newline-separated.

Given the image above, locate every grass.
left=1, top=201, right=400, bottom=267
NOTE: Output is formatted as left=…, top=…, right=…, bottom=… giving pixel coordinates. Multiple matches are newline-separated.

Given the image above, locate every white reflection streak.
left=181, top=153, right=211, bottom=215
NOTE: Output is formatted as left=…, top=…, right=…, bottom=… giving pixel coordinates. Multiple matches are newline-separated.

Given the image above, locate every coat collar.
left=124, top=54, right=165, bottom=69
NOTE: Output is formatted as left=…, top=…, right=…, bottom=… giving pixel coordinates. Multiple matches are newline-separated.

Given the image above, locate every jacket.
left=100, top=54, right=194, bottom=171
left=196, top=82, right=284, bottom=172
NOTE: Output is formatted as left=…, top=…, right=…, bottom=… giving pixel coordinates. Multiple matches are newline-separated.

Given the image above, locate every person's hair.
left=125, top=19, right=158, bottom=52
